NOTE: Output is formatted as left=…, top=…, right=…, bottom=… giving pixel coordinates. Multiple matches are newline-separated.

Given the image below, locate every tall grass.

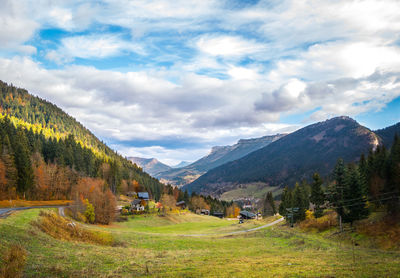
left=32, top=210, right=115, bottom=246
left=299, top=210, right=338, bottom=231
left=0, top=244, right=27, bottom=278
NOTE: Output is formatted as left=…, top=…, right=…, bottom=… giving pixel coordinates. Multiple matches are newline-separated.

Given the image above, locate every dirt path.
left=180, top=217, right=285, bottom=237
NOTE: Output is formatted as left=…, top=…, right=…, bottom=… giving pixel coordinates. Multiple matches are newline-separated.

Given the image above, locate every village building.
left=138, top=192, right=150, bottom=200
left=176, top=201, right=186, bottom=209
left=212, top=212, right=224, bottom=218
left=239, top=210, right=256, bottom=219
left=130, top=199, right=145, bottom=212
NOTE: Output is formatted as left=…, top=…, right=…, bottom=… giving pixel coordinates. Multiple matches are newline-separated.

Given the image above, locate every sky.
left=0, top=0, right=400, bottom=165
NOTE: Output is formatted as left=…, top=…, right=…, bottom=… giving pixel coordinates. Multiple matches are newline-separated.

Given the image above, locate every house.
left=212, top=212, right=224, bottom=218
left=239, top=210, right=256, bottom=219
left=138, top=192, right=150, bottom=200
left=200, top=209, right=209, bottom=215
left=131, top=199, right=145, bottom=212
left=176, top=201, right=186, bottom=209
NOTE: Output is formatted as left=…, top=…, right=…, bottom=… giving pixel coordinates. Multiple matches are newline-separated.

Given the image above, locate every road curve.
left=0, top=205, right=68, bottom=219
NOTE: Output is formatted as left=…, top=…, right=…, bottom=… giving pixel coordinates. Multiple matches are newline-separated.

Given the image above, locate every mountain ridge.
left=128, top=157, right=172, bottom=176
left=155, top=133, right=286, bottom=186
left=184, top=116, right=381, bottom=196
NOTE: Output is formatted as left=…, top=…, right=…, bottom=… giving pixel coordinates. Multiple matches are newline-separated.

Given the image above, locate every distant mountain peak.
left=128, top=157, right=171, bottom=176
left=155, top=133, right=286, bottom=187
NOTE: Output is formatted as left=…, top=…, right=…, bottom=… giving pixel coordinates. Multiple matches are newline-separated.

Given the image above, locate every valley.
left=1, top=209, right=399, bottom=277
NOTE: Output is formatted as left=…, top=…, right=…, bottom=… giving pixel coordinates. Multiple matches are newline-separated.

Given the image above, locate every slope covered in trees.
left=279, top=134, right=400, bottom=225
left=375, top=122, right=400, bottom=149
left=0, top=81, right=165, bottom=202
left=156, top=134, right=285, bottom=186
left=186, top=117, right=381, bottom=196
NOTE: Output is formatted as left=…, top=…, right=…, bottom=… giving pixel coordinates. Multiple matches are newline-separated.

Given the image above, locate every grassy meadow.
left=0, top=209, right=399, bottom=277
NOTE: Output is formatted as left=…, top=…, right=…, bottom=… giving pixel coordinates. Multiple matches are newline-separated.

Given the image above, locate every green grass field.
left=1, top=209, right=399, bottom=277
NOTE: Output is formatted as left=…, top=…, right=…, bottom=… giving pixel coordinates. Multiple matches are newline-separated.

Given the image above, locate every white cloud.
left=1, top=0, right=400, bottom=162
left=196, top=35, right=265, bottom=57
left=0, top=1, right=39, bottom=50
left=45, top=34, right=145, bottom=63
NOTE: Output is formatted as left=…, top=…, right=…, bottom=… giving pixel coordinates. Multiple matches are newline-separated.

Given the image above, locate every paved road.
left=0, top=205, right=68, bottom=218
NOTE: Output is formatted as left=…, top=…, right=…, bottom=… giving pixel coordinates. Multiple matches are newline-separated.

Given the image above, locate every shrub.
left=84, top=202, right=95, bottom=224
left=299, top=210, right=338, bottom=232
left=32, top=210, right=114, bottom=246
left=0, top=244, right=27, bottom=278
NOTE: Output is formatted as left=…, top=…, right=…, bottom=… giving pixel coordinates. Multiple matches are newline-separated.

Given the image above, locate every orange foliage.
left=32, top=159, right=72, bottom=200
left=226, top=203, right=240, bottom=218
left=190, top=196, right=210, bottom=210
left=73, top=177, right=116, bottom=224
left=132, top=180, right=141, bottom=192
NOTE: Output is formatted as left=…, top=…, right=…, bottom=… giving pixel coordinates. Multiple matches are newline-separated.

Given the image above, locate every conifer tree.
left=310, top=172, right=325, bottom=218
left=385, top=134, right=400, bottom=216
left=331, top=158, right=346, bottom=221
left=343, top=164, right=369, bottom=225
left=13, top=129, right=34, bottom=197
left=278, top=186, right=292, bottom=217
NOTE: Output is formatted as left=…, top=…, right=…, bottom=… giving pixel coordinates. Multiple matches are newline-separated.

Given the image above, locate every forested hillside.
left=0, top=81, right=165, bottom=202
left=375, top=122, right=400, bottom=149
left=186, top=117, right=381, bottom=196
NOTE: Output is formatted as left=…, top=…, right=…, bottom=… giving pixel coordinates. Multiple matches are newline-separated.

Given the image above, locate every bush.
left=299, top=210, right=338, bottom=232
left=84, top=202, right=95, bottom=224
left=0, top=244, right=27, bottom=278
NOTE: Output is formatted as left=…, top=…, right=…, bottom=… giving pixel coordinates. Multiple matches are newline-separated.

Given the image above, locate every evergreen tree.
left=293, top=182, right=309, bottom=221
left=310, top=172, right=325, bottom=218
left=385, top=134, right=400, bottom=216
left=279, top=186, right=293, bottom=218
left=330, top=158, right=346, bottom=221
left=263, top=191, right=276, bottom=216
left=343, top=164, right=369, bottom=225
left=13, top=129, right=34, bottom=197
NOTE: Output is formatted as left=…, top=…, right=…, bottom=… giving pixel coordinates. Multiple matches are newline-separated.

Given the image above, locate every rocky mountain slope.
left=128, top=157, right=172, bottom=176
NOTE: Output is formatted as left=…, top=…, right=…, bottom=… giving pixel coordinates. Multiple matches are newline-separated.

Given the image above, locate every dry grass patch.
left=32, top=210, right=116, bottom=246
left=0, top=244, right=27, bottom=278
left=299, top=210, right=338, bottom=232
left=356, top=217, right=400, bottom=250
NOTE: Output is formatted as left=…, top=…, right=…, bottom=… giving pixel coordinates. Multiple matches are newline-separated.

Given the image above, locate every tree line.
left=276, top=134, right=400, bottom=225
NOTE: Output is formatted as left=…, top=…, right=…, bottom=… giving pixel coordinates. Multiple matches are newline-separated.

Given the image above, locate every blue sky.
left=0, top=0, right=399, bottom=165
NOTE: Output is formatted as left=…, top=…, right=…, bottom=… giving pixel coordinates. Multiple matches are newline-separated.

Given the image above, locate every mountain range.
left=154, top=134, right=286, bottom=186
left=184, top=116, right=400, bottom=197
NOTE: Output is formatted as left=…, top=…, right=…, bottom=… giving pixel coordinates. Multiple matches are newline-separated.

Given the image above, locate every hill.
left=375, top=122, right=400, bottom=148
left=155, top=134, right=285, bottom=186
left=185, top=116, right=380, bottom=196
left=0, top=80, right=165, bottom=201
left=128, top=157, right=172, bottom=176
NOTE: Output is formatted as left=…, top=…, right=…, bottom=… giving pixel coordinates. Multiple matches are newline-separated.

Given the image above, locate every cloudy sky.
left=1, top=0, right=400, bottom=165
